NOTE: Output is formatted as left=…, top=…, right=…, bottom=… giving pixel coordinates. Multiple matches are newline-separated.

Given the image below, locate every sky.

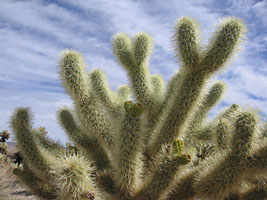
left=0, top=0, right=266, bottom=145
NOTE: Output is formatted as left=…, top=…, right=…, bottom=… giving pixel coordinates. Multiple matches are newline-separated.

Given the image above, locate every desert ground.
left=0, top=143, right=38, bottom=200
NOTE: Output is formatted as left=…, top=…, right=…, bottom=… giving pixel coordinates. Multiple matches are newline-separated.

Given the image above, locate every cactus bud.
left=174, top=153, right=192, bottom=165
left=172, top=139, right=184, bottom=155
left=124, top=101, right=133, bottom=113
left=231, top=104, right=239, bottom=110
left=124, top=101, right=143, bottom=117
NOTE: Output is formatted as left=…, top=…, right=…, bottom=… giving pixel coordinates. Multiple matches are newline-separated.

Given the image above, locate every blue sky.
left=0, top=0, right=266, bottom=144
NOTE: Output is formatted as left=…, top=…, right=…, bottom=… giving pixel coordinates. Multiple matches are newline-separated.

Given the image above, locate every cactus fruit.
left=10, top=17, right=266, bottom=200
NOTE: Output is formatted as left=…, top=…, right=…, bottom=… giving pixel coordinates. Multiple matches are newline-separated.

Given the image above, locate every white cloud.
left=252, top=0, right=267, bottom=27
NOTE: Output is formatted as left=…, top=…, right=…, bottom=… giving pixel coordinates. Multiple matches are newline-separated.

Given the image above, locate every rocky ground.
left=0, top=183, right=37, bottom=200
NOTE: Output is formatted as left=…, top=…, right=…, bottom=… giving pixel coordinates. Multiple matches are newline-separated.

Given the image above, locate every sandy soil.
left=0, top=150, right=38, bottom=200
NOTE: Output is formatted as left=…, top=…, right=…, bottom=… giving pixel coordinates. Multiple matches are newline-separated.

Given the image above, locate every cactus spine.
left=10, top=17, right=266, bottom=200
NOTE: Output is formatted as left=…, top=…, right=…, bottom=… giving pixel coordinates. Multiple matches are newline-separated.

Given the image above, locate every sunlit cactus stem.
left=216, top=119, right=229, bottom=151
left=183, top=82, right=225, bottom=146
left=58, top=108, right=111, bottom=171
left=115, top=101, right=144, bottom=195
left=136, top=140, right=191, bottom=200
left=59, top=51, right=114, bottom=146
left=10, top=108, right=56, bottom=180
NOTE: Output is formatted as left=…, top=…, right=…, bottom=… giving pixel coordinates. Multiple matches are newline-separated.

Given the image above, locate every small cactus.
left=0, top=130, right=10, bottom=142
left=0, top=130, right=10, bottom=154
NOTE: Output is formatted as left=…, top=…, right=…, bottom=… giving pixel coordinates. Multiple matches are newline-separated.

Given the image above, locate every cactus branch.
left=58, top=108, right=111, bottom=171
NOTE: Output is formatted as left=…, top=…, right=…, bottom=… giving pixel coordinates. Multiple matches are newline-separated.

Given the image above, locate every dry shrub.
left=0, top=154, right=16, bottom=194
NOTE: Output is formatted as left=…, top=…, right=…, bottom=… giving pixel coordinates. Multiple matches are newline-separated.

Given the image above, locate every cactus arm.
left=59, top=50, right=90, bottom=100
left=163, top=168, right=197, bottom=200
left=13, top=167, right=58, bottom=199
left=10, top=108, right=56, bottom=179
left=128, top=53, right=153, bottom=111
left=76, top=96, right=114, bottom=145
left=114, top=101, right=144, bottom=195
left=59, top=50, right=114, bottom=145
left=245, top=144, right=267, bottom=170
left=260, top=122, right=267, bottom=139
left=58, top=108, right=111, bottom=171
left=216, top=119, right=229, bottom=151
left=136, top=154, right=191, bottom=200
left=231, top=112, right=255, bottom=156
left=237, top=186, right=267, bottom=200
left=243, top=176, right=267, bottom=200
left=143, top=72, right=182, bottom=147
left=194, top=154, right=242, bottom=199
left=141, top=74, right=167, bottom=146
left=150, top=74, right=165, bottom=106
left=174, top=17, right=200, bottom=70
left=113, top=33, right=154, bottom=111
left=33, top=131, right=65, bottom=157
left=116, top=85, right=131, bottom=103
left=194, top=82, right=225, bottom=123
left=193, top=104, right=239, bottom=141
left=132, top=32, right=153, bottom=67
left=193, top=112, right=256, bottom=199
left=89, top=69, right=123, bottom=117
left=183, top=82, right=225, bottom=146
left=148, top=71, right=206, bottom=156
left=193, top=126, right=214, bottom=140
left=219, top=104, right=239, bottom=119
left=164, top=72, right=182, bottom=105
left=202, top=18, right=246, bottom=74
left=112, top=33, right=134, bottom=69
left=152, top=71, right=182, bottom=124
left=224, top=184, right=267, bottom=200
left=225, top=193, right=241, bottom=200
left=131, top=33, right=154, bottom=110
left=97, top=170, right=118, bottom=195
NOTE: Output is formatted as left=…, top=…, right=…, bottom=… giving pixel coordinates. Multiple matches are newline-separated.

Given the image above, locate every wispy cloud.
left=0, top=0, right=266, bottom=144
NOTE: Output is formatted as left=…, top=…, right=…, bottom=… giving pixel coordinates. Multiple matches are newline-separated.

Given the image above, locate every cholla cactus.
left=0, top=129, right=10, bottom=142
left=10, top=17, right=267, bottom=200
left=0, top=130, right=10, bottom=154
left=0, top=141, right=8, bottom=154
left=66, top=141, right=79, bottom=155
